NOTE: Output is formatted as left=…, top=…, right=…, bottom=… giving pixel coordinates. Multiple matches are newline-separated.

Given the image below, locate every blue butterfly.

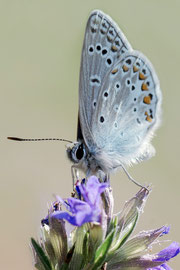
left=66, top=10, right=162, bottom=184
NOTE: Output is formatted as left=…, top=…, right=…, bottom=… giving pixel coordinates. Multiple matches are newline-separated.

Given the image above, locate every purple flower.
left=142, top=242, right=180, bottom=270
left=35, top=177, right=180, bottom=270
left=154, top=242, right=180, bottom=262
left=160, top=226, right=170, bottom=236
left=146, top=242, right=180, bottom=269
left=46, top=176, right=108, bottom=226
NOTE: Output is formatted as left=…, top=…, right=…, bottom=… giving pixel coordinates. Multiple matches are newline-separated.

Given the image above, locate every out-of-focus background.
left=0, top=1, right=179, bottom=269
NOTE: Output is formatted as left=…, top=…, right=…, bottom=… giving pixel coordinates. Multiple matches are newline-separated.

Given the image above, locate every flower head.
left=31, top=176, right=180, bottom=270
left=42, top=176, right=108, bottom=226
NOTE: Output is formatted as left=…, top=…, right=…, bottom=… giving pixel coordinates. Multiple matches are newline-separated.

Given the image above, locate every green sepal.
left=109, top=212, right=138, bottom=257
left=117, top=212, right=138, bottom=248
left=88, top=224, right=103, bottom=261
left=83, top=231, right=90, bottom=264
left=118, top=188, right=149, bottom=233
left=91, top=228, right=115, bottom=270
left=58, top=262, right=69, bottom=270
left=116, top=226, right=166, bottom=261
left=68, top=224, right=89, bottom=270
left=42, top=226, right=56, bottom=267
left=106, top=216, right=117, bottom=236
left=49, top=218, right=68, bottom=267
left=108, top=188, right=149, bottom=258
left=107, top=226, right=166, bottom=267
left=31, top=238, right=52, bottom=270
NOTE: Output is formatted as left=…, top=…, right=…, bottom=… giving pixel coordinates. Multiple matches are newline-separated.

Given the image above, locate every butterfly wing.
left=78, top=10, right=161, bottom=171
left=91, top=51, right=161, bottom=170
left=78, top=10, right=132, bottom=147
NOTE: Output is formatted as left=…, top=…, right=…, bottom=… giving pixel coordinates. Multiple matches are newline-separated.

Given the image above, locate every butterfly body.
left=67, top=10, right=162, bottom=177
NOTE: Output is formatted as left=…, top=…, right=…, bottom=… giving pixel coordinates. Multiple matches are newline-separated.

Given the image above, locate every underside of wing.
left=91, top=51, right=162, bottom=169
left=78, top=10, right=132, bottom=147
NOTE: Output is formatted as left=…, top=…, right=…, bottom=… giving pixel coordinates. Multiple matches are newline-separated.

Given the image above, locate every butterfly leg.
left=71, top=165, right=80, bottom=188
left=104, top=173, right=110, bottom=183
left=120, top=164, right=149, bottom=190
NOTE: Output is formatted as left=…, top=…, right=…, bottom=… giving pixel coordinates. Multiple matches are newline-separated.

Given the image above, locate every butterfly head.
left=66, top=141, right=86, bottom=164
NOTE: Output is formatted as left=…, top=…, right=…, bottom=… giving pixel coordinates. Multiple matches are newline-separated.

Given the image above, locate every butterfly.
left=8, top=10, right=162, bottom=186
left=66, top=10, right=162, bottom=182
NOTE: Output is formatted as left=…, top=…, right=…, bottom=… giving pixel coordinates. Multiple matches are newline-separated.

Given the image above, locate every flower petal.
left=153, top=242, right=180, bottom=262
left=160, top=226, right=170, bottom=237
left=79, top=176, right=108, bottom=206
left=44, top=176, right=109, bottom=227
left=51, top=211, right=79, bottom=226
left=67, top=197, right=91, bottom=214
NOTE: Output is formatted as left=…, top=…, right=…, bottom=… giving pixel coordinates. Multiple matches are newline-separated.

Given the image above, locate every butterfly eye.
left=75, top=144, right=85, bottom=161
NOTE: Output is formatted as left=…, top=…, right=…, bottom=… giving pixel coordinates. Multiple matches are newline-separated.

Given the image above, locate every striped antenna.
left=7, top=137, right=73, bottom=143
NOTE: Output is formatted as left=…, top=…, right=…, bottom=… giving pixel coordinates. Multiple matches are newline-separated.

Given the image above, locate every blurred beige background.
left=0, top=0, right=179, bottom=269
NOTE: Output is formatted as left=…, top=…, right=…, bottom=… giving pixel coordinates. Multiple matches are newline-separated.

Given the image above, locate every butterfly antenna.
left=7, top=137, right=73, bottom=144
